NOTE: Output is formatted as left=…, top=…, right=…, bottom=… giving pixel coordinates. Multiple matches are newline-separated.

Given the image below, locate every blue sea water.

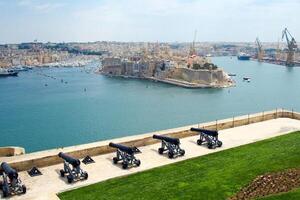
left=0, top=57, right=299, bottom=152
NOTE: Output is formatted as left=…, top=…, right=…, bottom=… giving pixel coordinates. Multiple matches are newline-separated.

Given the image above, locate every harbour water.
left=1, top=57, right=300, bottom=152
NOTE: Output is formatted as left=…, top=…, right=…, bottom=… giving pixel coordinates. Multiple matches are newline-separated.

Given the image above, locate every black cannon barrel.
left=1, top=162, right=18, bottom=180
left=190, top=128, right=218, bottom=137
left=58, top=152, right=80, bottom=167
left=153, top=135, right=180, bottom=145
left=109, top=142, right=134, bottom=155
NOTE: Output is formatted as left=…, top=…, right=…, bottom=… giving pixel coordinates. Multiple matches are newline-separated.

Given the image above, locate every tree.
left=192, top=63, right=202, bottom=70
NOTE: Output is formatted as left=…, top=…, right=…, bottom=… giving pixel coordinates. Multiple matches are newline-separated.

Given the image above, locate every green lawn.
left=258, top=188, right=300, bottom=200
left=59, top=132, right=300, bottom=200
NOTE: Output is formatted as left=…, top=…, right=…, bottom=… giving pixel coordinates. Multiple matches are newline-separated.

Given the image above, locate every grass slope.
left=59, top=132, right=300, bottom=200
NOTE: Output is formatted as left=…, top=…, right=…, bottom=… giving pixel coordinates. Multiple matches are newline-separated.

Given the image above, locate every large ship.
left=237, top=53, right=251, bottom=60
left=0, top=68, right=18, bottom=77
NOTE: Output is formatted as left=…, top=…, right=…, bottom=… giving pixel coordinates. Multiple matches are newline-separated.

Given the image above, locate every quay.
left=1, top=109, right=300, bottom=199
left=251, top=58, right=300, bottom=67
left=147, top=77, right=234, bottom=88
left=99, top=74, right=234, bottom=89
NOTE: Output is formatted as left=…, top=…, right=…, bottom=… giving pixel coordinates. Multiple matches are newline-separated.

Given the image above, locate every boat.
left=243, top=77, right=251, bottom=81
left=0, top=68, right=18, bottom=77
left=228, top=73, right=236, bottom=76
left=11, top=66, right=29, bottom=72
left=237, top=53, right=251, bottom=60
left=24, top=66, right=33, bottom=70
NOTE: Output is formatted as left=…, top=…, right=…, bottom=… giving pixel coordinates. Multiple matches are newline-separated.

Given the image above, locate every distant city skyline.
left=0, top=0, right=299, bottom=44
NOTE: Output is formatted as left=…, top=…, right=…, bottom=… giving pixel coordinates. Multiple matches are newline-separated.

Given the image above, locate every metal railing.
left=196, top=108, right=298, bottom=131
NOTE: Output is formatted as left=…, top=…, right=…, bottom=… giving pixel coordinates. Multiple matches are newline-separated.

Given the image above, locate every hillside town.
left=1, top=40, right=300, bottom=68
left=0, top=42, right=101, bottom=68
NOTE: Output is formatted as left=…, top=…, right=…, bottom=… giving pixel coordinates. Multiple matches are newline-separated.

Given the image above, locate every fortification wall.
left=169, top=67, right=228, bottom=84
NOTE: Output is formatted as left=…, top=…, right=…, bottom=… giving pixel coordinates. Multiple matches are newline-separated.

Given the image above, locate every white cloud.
left=17, top=0, right=65, bottom=12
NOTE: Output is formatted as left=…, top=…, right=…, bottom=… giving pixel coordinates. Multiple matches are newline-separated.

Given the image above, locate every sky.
left=0, top=0, right=299, bottom=43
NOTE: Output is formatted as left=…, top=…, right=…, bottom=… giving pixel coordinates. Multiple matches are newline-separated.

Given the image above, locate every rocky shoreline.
left=148, top=77, right=235, bottom=88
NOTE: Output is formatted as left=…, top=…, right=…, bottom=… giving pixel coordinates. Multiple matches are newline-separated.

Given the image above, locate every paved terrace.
left=2, top=118, right=300, bottom=200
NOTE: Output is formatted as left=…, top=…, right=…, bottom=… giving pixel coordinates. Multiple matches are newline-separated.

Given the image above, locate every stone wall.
left=168, top=67, right=229, bottom=84
left=101, top=65, right=124, bottom=75
left=0, top=147, right=25, bottom=157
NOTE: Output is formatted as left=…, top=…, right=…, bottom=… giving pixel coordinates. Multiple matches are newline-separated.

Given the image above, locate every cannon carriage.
left=109, top=142, right=141, bottom=169
left=0, top=162, right=26, bottom=198
left=153, top=134, right=185, bottom=158
left=190, top=128, right=223, bottom=149
left=58, top=152, right=88, bottom=183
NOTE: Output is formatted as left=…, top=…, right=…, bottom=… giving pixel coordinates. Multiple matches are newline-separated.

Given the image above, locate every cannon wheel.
left=2, top=185, right=9, bottom=198
left=67, top=175, right=74, bottom=183
left=179, top=149, right=185, bottom=156
left=22, top=185, right=27, bottom=194
left=168, top=152, right=174, bottom=159
left=122, top=162, right=128, bottom=169
left=197, top=139, right=202, bottom=145
left=83, top=172, right=88, bottom=180
left=113, top=157, right=118, bottom=164
left=158, top=148, right=164, bottom=154
left=60, top=169, right=65, bottom=177
left=135, top=160, right=141, bottom=167
left=217, top=141, right=223, bottom=147
left=208, top=143, right=215, bottom=149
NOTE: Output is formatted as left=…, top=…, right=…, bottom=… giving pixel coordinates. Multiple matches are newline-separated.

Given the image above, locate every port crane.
left=255, top=37, right=264, bottom=61
left=282, top=28, right=297, bottom=66
left=189, top=30, right=197, bottom=56
left=275, top=38, right=281, bottom=61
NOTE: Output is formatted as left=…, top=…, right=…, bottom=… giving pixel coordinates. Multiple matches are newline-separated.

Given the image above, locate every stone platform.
left=2, top=118, right=300, bottom=200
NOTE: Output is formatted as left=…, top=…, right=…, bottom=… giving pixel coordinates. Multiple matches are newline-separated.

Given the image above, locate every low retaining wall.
left=1, top=109, right=299, bottom=172
left=0, top=147, right=25, bottom=157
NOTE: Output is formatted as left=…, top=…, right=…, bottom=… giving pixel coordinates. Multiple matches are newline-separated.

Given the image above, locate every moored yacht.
left=237, top=53, right=251, bottom=60
left=0, top=68, right=18, bottom=77
left=11, top=66, right=29, bottom=72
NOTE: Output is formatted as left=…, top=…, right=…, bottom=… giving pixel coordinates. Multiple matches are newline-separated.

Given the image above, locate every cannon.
left=153, top=135, right=185, bottom=158
left=190, top=128, right=223, bottom=149
left=0, top=162, right=26, bottom=198
left=58, top=152, right=88, bottom=183
left=109, top=143, right=141, bottom=169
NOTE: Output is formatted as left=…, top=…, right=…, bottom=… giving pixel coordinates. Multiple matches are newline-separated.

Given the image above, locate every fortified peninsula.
left=98, top=44, right=234, bottom=88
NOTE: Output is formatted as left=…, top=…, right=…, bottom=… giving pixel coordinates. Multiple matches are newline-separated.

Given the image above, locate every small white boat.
left=11, top=66, right=28, bottom=72
left=0, top=68, right=18, bottom=77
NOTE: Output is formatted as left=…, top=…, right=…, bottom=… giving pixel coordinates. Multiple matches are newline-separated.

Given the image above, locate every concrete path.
left=2, top=118, right=300, bottom=200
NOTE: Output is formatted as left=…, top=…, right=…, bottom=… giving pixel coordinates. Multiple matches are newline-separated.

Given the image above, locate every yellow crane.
left=255, top=37, right=264, bottom=62
left=275, top=38, right=281, bottom=61
left=189, top=30, right=197, bottom=56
